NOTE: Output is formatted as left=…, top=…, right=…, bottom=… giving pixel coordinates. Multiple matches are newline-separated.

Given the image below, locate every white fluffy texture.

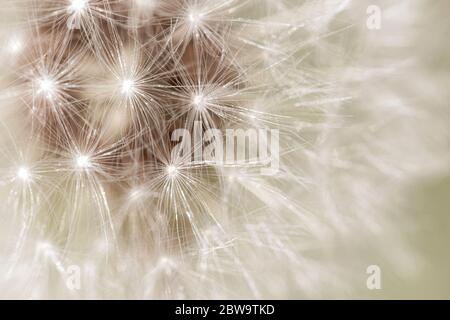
left=0, top=0, right=449, bottom=299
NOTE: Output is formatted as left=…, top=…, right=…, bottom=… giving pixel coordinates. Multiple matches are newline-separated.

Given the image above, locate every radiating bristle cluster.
left=0, top=0, right=448, bottom=299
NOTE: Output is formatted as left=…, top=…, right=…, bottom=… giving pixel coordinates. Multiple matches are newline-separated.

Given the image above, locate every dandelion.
left=0, top=0, right=447, bottom=300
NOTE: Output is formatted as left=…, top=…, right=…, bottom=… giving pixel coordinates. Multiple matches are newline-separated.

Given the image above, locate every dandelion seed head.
left=193, top=94, right=206, bottom=110
left=135, top=0, right=155, bottom=9
left=188, top=10, right=204, bottom=27
left=0, top=0, right=443, bottom=300
left=37, top=77, right=56, bottom=98
left=166, top=165, right=179, bottom=178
